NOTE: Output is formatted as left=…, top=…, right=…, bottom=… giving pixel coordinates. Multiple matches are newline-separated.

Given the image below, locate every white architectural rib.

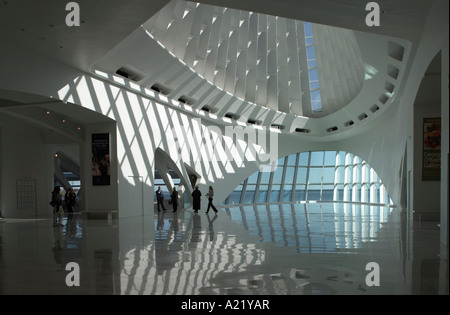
left=145, top=0, right=364, bottom=117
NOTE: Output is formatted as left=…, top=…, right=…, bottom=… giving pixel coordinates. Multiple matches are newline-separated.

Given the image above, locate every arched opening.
left=53, top=149, right=81, bottom=213
left=223, top=151, right=392, bottom=206
left=221, top=150, right=394, bottom=252
left=0, top=90, right=116, bottom=219
left=154, top=148, right=192, bottom=210
left=412, top=51, right=442, bottom=222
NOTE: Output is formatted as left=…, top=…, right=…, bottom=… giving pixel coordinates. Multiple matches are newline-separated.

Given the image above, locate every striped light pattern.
left=144, top=0, right=364, bottom=117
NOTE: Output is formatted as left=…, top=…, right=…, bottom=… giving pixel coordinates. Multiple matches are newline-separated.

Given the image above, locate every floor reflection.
left=121, top=209, right=267, bottom=294
left=0, top=202, right=447, bottom=295
left=120, top=202, right=404, bottom=295
left=225, top=202, right=394, bottom=253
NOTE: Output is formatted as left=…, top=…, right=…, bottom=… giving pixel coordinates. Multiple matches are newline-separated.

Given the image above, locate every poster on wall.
left=422, top=117, right=441, bottom=181
left=92, top=133, right=111, bottom=185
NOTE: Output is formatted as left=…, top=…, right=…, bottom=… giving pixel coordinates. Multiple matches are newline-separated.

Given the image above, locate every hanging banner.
left=422, top=118, right=441, bottom=181
left=92, top=133, right=111, bottom=185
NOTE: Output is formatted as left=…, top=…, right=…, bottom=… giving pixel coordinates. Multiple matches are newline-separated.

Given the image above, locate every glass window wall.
left=224, top=151, right=392, bottom=205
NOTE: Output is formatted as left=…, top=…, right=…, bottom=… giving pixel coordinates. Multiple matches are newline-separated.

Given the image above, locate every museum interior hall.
left=0, top=0, right=448, bottom=295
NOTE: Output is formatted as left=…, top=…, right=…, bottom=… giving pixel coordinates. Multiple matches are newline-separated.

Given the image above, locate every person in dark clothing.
left=205, top=186, right=218, bottom=214
left=171, top=187, right=179, bottom=212
left=50, top=186, right=63, bottom=227
left=156, top=186, right=166, bottom=211
left=191, top=186, right=202, bottom=213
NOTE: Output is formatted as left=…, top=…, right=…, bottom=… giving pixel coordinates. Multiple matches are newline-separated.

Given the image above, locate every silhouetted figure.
left=50, top=186, right=64, bottom=227
left=206, top=186, right=218, bottom=214
left=192, top=186, right=202, bottom=213
left=65, top=188, right=76, bottom=213
left=171, top=187, right=179, bottom=212
left=156, top=186, right=166, bottom=211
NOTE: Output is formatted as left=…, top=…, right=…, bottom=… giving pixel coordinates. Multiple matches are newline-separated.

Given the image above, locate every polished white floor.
left=0, top=202, right=448, bottom=295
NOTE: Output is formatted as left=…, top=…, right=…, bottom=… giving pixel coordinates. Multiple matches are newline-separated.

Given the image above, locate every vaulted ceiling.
left=145, top=1, right=365, bottom=118
left=0, top=0, right=435, bottom=139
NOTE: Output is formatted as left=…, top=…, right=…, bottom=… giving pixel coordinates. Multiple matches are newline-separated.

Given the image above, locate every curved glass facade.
left=223, top=151, right=391, bottom=205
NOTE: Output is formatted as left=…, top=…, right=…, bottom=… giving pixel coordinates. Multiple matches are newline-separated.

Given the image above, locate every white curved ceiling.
left=144, top=0, right=364, bottom=118
left=93, top=0, right=412, bottom=140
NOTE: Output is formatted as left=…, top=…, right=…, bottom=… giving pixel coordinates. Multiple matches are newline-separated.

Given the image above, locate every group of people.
left=50, top=186, right=77, bottom=227
left=156, top=185, right=218, bottom=214
left=156, top=186, right=178, bottom=212
left=192, top=186, right=218, bottom=214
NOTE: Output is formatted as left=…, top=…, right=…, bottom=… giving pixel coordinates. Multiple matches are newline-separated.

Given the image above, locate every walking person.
left=205, top=186, right=218, bottom=214
left=171, top=187, right=179, bottom=212
left=50, top=186, right=64, bottom=227
left=156, top=186, right=166, bottom=211
left=191, top=186, right=202, bottom=213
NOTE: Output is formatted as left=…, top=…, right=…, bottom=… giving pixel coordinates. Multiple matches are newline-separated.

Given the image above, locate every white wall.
left=0, top=114, right=53, bottom=218
left=80, top=122, right=119, bottom=216
left=412, top=51, right=442, bottom=217
left=413, top=102, right=441, bottom=217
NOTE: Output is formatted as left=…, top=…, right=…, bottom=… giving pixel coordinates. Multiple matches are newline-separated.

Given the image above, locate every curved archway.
left=224, top=150, right=392, bottom=205
left=0, top=89, right=116, bottom=218
left=222, top=150, right=395, bottom=253
left=154, top=148, right=193, bottom=208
